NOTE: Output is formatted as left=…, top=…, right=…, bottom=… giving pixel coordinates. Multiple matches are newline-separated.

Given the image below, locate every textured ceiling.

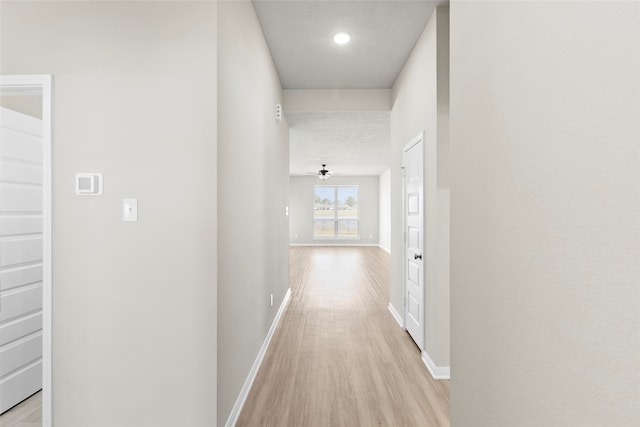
left=288, top=112, right=390, bottom=176
left=254, top=1, right=442, bottom=89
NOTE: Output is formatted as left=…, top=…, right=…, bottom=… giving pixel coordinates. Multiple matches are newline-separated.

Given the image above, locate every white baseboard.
left=377, top=244, right=391, bottom=254
left=421, top=350, right=450, bottom=380
left=225, top=288, right=292, bottom=427
left=289, top=243, right=380, bottom=247
left=387, top=303, right=404, bottom=328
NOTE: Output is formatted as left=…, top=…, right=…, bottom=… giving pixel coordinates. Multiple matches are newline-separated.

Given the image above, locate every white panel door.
left=403, top=134, right=424, bottom=350
left=0, top=107, right=43, bottom=414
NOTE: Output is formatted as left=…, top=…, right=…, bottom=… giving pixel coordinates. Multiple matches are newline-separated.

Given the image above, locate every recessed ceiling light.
left=333, top=32, right=351, bottom=45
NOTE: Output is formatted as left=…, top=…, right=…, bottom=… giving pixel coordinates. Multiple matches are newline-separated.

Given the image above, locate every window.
left=313, top=185, right=359, bottom=238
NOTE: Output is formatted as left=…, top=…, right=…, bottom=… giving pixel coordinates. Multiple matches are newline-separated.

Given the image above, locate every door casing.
left=0, top=75, right=53, bottom=426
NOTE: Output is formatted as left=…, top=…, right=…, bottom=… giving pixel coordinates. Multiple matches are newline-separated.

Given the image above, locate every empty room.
left=1, top=1, right=638, bottom=426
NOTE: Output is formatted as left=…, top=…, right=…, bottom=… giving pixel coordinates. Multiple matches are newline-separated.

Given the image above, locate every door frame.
left=0, top=74, right=53, bottom=426
left=402, top=131, right=424, bottom=345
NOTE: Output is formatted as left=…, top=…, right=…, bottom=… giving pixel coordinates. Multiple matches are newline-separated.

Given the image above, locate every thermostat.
left=75, top=173, right=103, bottom=195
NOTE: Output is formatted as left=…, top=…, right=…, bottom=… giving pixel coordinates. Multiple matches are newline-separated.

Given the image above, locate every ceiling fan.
left=306, top=164, right=338, bottom=180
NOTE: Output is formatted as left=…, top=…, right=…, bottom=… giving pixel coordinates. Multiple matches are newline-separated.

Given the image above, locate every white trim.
left=225, top=288, right=292, bottom=427
left=0, top=74, right=53, bottom=427
left=377, top=244, right=391, bottom=254
left=387, top=303, right=404, bottom=328
left=290, top=243, right=379, bottom=247
left=421, top=350, right=450, bottom=380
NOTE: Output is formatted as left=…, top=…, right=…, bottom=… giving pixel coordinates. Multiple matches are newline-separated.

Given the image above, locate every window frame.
left=312, top=185, right=360, bottom=240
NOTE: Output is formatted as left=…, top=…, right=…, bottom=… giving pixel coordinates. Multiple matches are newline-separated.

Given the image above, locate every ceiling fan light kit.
left=318, top=164, right=331, bottom=180
left=306, top=164, right=345, bottom=180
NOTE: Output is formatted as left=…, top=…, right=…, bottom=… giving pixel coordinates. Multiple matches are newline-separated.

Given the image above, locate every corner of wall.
left=422, top=350, right=450, bottom=380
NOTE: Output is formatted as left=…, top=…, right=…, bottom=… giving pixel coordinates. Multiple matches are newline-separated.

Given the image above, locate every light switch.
left=122, top=199, right=138, bottom=222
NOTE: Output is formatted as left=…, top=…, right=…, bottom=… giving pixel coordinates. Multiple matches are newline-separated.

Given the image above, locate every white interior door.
left=403, top=134, right=424, bottom=350
left=0, top=106, right=44, bottom=414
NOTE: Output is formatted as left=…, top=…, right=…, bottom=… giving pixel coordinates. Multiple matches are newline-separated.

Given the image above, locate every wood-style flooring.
left=0, top=247, right=449, bottom=427
left=0, top=391, right=41, bottom=427
left=236, top=246, right=450, bottom=427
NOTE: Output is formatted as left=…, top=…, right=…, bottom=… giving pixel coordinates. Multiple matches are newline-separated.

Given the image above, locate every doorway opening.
left=0, top=75, right=53, bottom=426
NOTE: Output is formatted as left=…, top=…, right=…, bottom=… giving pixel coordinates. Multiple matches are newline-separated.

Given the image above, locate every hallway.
left=237, top=246, right=450, bottom=426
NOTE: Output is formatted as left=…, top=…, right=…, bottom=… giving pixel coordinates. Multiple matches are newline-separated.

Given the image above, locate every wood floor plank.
left=236, top=246, right=450, bottom=427
left=0, top=390, right=41, bottom=426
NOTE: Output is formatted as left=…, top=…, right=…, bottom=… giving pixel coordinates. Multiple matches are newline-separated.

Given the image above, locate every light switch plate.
left=122, top=199, right=138, bottom=222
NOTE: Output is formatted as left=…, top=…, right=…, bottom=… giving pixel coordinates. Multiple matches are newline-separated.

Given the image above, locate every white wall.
left=217, top=1, right=289, bottom=425
left=390, top=7, right=449, bottom=369
left=378, top=169, right=391, bottom=253
left=0, top=2, right=218, bottom=425
left=450, top=2, right=639, bottom=425
left=290, top=175, right=379, bottom=246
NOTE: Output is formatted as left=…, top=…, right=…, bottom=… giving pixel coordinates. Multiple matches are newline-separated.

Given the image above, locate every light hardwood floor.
left=236, top=246, right=450, bottom=427
left=0, top=391, right=41, bottom=427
